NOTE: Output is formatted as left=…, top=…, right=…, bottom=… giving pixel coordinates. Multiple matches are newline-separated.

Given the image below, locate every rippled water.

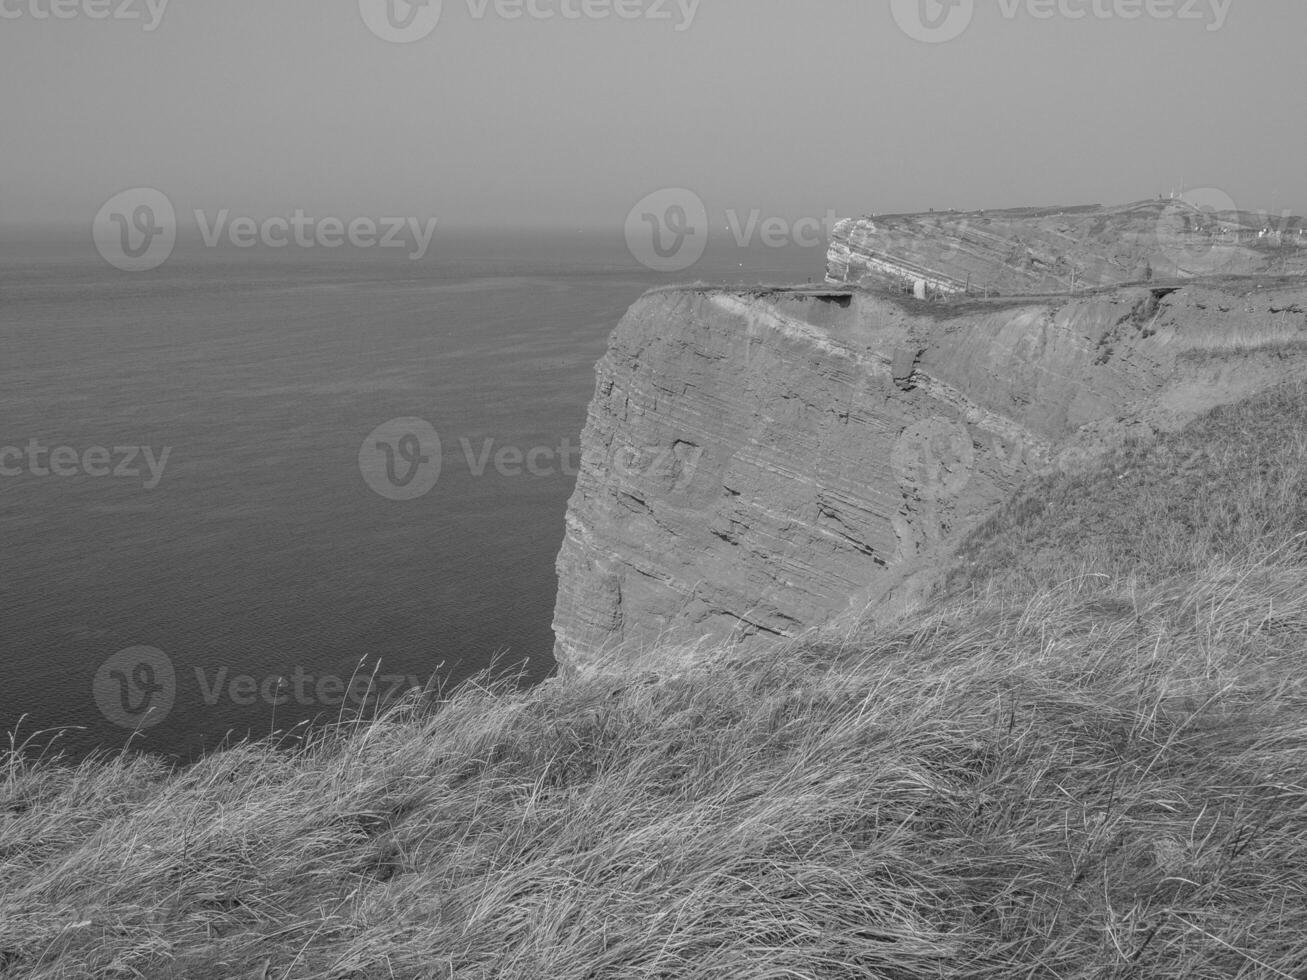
left=0, top=232, right=823, bottom=759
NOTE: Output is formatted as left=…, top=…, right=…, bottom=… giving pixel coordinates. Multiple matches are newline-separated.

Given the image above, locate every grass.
left=5, top=387, right=1307, bottom=978
left=948, top=378, right=1307, bottom=595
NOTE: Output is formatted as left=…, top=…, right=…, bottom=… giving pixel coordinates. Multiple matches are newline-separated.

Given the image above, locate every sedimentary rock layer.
left=553, top=277, right=1307, bottom=668
left=827, top=200, right=1307, bottom=296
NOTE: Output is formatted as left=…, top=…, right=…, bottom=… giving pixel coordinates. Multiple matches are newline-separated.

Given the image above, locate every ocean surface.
left=0, top=231, right=824, bottom=760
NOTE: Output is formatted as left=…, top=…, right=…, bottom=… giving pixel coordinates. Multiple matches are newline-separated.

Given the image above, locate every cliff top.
left=850, top=197, right=1307, bottom=234
left=828, top=198, right=1307, bottom=297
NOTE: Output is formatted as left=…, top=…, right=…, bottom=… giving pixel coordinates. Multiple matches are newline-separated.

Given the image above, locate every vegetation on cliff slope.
left=4, top=383, right=1307, bottom=979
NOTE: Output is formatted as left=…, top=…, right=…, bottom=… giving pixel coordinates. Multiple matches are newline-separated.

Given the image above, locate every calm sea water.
left=0, top=230, right=824, bottom=760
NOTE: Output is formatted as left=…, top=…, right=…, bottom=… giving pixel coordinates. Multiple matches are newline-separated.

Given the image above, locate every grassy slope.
left=950, top=377, right=1307, bottom=593
left=4, top=386, right=1307, bottom=979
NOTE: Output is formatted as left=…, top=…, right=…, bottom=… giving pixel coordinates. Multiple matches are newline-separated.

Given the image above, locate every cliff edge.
left=554, top=205, right=1307, bottom=670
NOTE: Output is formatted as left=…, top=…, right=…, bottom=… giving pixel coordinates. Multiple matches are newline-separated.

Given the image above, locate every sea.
left=0, top=230, right=824, bottom=760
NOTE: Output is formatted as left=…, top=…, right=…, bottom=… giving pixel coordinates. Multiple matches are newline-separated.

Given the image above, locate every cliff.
left=827, top=200, right=1307, bottom=296
left=554, top=271, right=1307, bottom=669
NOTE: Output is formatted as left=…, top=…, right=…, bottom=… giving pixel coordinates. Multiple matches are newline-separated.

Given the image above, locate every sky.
left=2, top=0, right=1305, bottom=234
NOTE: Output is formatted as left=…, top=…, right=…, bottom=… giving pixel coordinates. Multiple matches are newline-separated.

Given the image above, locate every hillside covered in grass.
left=4, top=384, right=1307, bottom=979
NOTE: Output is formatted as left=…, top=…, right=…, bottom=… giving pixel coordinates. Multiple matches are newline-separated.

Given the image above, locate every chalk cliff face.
left=553, top=209, right=1307, bottom=671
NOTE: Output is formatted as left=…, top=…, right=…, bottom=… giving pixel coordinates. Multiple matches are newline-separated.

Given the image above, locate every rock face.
left=553, top=202, right=1307, bottom=672
left=827, top=200, right=1307, bottom=296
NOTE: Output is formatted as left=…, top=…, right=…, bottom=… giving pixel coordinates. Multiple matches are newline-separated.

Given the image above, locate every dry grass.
left=6, top=388, right=1307, bottom=978
left=950, top=378, right=1307, bottom=593
left=1181, top=322, right=1307, bottom=357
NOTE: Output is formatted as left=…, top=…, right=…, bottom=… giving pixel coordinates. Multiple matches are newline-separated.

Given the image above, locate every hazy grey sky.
left=3, top=0, right=1304, bottom=232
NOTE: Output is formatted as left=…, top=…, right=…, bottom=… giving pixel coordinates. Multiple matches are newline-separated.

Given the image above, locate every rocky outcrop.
left=827, top=200, right=1307, bottom=296
left=554, top=275, right=1307, bottom=669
